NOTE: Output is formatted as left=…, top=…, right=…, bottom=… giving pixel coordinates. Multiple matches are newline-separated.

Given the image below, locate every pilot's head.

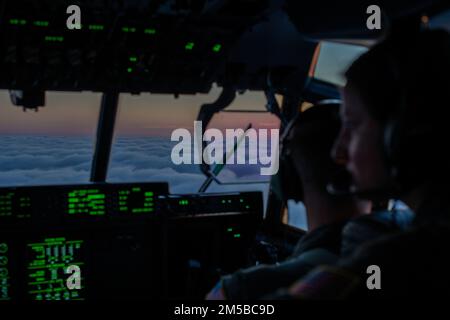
left=280, top=103, right=371, bottom=228
left=281, top=104, right=362, bottom=203
left=283, top=104, right=341, bottom=199
left=332, top=29, right=450, bottom=207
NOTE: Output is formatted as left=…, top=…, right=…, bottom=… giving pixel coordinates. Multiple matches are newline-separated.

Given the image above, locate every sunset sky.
left=0, top=87, right=279, bottom=137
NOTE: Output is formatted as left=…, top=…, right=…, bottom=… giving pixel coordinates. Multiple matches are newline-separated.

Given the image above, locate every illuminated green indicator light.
left=212, top=44, right=222, bottom=52
left=87, top=194, right=105, bottom=200
left=245, top=205, right=250, bottom=209
left=144, top=28, right=156, bottom=35
left=67, top=190, right=106, bottom=216
left=10, top=19, right=27, bottom=25
left=0, top=243, right=8, bottom=253
left=185, top=42, right=195, bottom=50
left=127, top=67, right=133, bottom=73
left=132, top=187, right=141, bottom=192
left=132, top=208, right=154, bottom=213
left=240, top=199, right=244, bottom=203
left=89, top=24, right=104, bottom=31
left=227, top=228, right=233, bottom=232
left=221, top=200, right=226, bottom=204
left=145, top=192, right=154, bottom=196
left=45, top=36, right=64, bottom=42
left=179, top=200, right=189, bottom=206
left=234, top=234, right=241, bottom=238
left=122, top=27, right=137, bottom=33
left=34, top=21, right=49, bottom=27
left=129, top=56, right=138, bottom=62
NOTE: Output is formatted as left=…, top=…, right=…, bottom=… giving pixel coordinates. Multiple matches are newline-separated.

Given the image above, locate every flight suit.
left=221, top=221, right=346, bottom=300
left=278, top=216, right=450, bottom=299
left=220, top=209, right=414, bottom=299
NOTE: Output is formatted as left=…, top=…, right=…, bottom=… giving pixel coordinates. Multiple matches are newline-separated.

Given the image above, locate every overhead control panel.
left=0, top=0, right=273, bottom=94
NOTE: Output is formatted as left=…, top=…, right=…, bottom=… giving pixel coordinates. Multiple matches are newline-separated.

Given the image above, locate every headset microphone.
left=326, top=168, right=397, bottom=200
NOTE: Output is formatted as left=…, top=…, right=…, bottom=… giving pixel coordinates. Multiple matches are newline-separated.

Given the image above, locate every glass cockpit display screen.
left=27, top=237, right=84, bottom=301
left=67, top=186, right=155, bottom=217
left=0, top=182, right=168, bottom=222
left=0, top=182, right=169, bottom=301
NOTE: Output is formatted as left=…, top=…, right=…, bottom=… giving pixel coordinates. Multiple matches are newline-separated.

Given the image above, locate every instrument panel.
left=0, top=182, right=263, bottom=301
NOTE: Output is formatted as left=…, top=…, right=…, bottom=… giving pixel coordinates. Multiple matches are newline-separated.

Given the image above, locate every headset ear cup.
left=278, top=114, right=304, bottom=204
left=286, top=158, right=304, bottom=203
left=385, top=107, right=416, bottom=192
left=384, top=116, right=399, bottom=179
left=277, top=155, right=304, bottom=204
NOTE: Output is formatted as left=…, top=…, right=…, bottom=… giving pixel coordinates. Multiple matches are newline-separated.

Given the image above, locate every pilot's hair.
left=345, top=28, right=450, bottom=190
left=290, top=104, right=341, bottom=192
left=345, top=29, right=450, bottom=126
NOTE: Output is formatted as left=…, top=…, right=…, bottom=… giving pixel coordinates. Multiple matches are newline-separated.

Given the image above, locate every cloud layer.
left=0, top=136, right=271, bottom=204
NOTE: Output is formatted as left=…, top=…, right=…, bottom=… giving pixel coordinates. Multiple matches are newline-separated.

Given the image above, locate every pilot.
left=276, top=28, right=450, bottom=299
left=206, top=103, right=372, bottom=300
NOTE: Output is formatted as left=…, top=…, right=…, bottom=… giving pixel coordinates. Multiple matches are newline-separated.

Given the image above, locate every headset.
left=276, top=101, right=342, bottom=204
left=276, top=111, right=303, bottom=203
